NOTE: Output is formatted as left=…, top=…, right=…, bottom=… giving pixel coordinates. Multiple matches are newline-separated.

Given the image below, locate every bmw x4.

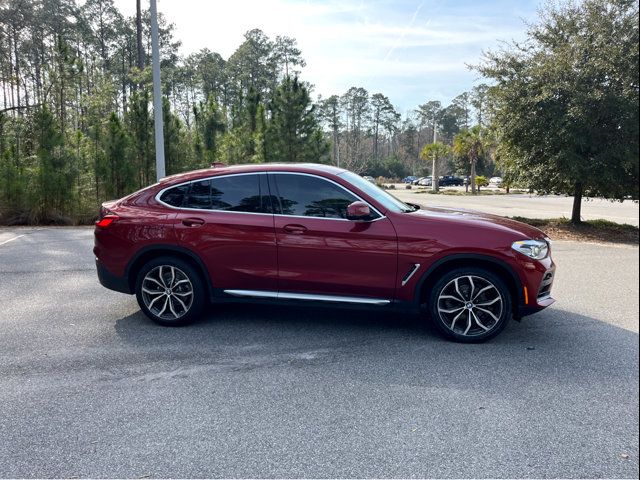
left=94, top=163, right=555, bottom=342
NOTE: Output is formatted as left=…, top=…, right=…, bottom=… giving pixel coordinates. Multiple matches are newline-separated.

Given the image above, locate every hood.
left=408, top=205, right=548, bottom=240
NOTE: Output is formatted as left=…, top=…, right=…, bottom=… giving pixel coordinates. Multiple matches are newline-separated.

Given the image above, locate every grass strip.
left=510, top=217, right=639, bottom=244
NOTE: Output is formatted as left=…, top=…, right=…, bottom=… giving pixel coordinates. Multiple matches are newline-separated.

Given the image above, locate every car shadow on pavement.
left=114, top=302, right=436, bottom=345
left=113, top=302, right=639, bottom=356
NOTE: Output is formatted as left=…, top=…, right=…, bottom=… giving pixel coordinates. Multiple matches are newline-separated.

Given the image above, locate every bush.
left=475, top=175, right=489, bottom=187
left=364, top=157, right=411, bottom=180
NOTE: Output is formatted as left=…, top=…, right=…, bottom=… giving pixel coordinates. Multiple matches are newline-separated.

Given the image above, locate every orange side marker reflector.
left=523, top=286, right=529, bottom=305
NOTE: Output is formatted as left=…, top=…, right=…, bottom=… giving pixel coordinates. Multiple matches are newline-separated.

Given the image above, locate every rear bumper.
left=96, top=259, right=131, bottom=294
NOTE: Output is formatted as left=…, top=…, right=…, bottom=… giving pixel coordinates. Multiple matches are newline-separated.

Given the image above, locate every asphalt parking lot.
left=1, top=227, right=638, bottom=478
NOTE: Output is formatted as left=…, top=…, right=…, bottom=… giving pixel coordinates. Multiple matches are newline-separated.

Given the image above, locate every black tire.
left=427, top=267, right=512, bottom=343
left=135, top=256, right=205, bottom=326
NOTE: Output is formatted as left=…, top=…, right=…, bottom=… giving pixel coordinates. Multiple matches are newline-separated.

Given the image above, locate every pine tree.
left=126, top=89, right=153, bottom=187
left=162, top=97, right=187, bottom=174
left=251, top=103, right=267, bottom=163
left=35, top=106, right=75, bottom=221
left=266, top=76, right=327, bottom=163
left=193, top=96, right=226, bottom=166
left=104, top=112, right=133, bottom=198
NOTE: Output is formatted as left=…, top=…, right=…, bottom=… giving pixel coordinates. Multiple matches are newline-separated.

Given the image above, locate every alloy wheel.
left=437, top=275, right=504, bottom=337
left=141, top=265, right=194, bottom=320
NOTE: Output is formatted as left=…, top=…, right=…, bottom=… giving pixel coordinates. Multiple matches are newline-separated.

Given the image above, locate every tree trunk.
left=136, top=0, right=144, bottom=74
left=121, top=48, right=127, bottom=114
left=23, top=74, right=30, bottom=111
left=12, top=27, right=21, bottom=114
left=332, top=128, right=339, bottom=167
left=416, top=129, right=422, bottom=166
left=35, top=34, right=43, bottom=104
left=432, top=157, right=439, bottom=192
left=1, top=36, right=7, bottom=110
left=373, top=123, right=378, bottom=161
left=59, top=43, right=65, bottom=137
left=571, top=182, right=583, bottom=224
left=94, top=126, right=100, bottom=206
left=2, top=72, right=6, bottom=111
left=7, top=34, right=16, bottom=113
left=99, top=16, right=107, bottom=70
left=470, top=159, right=477, bottom=194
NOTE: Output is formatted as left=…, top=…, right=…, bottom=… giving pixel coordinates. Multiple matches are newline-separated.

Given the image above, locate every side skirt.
left=224, top=289, right=391, bottom=306
left=210, top=289, right=419, bottom=313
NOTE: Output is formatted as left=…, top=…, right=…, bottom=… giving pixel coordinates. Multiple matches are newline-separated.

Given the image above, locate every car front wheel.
left=135, top=256, right=205, bottom=326
left=428, top=267, right=512, bottom=342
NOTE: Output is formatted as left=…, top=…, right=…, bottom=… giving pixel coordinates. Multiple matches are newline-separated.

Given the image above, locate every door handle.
left=283, top=224, right=307, bottom=234
left=182, top=217, right=205, bottom=227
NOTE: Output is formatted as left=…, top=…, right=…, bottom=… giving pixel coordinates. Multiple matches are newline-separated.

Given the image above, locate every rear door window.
left=210, top=174, right=272, bottom=213
left=180, top=174, right=272, bottom=213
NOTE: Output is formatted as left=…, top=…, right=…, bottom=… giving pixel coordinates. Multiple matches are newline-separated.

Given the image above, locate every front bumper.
left=516, top=262, right=556, bottom=318
left=96, top=259, right=131, bottom=294
left=517, top=296, right=555, bottom=318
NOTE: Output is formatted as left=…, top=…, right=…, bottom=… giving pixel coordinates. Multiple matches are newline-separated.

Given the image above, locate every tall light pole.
left=150, top=0, right=165, bottom=181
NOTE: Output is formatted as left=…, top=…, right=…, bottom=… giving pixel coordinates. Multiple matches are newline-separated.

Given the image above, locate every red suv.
left=94, top=163, right=555, bottom=342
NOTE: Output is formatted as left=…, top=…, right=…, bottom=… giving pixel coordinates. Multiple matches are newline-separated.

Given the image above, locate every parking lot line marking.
left=0, top=234, right=26, bottom=246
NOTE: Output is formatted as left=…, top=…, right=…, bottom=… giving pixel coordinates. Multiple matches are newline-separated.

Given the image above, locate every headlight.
left=511, top=239, right=549, bottom=260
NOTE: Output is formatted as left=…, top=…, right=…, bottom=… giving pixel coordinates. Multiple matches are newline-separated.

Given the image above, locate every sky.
left=112, top=0, right=542, bottom=115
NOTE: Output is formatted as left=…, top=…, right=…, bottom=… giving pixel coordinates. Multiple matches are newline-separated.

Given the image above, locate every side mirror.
left=346, top=201, right=371, bottom=221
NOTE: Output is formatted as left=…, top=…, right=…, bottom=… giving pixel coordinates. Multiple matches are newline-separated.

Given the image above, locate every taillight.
left=96, top=215, right=119, bottom=228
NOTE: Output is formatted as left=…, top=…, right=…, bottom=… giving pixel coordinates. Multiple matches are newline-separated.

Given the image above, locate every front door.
left=269, top=173, right=398, bottom=301
left=171, top=173, right=278, bottom=292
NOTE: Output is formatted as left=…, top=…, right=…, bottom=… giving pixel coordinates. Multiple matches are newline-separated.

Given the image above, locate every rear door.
left=269, top=172, right=398, bottom=301
left=165, top=173, right=278, bottom=292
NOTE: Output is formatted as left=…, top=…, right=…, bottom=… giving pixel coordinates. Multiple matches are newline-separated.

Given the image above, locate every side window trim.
left=155, top=172, right=274, bottom=216
left=268, top=172, right=384, bottom=221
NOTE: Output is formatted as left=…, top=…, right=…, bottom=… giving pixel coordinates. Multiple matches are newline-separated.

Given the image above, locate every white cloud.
left=112, top=0, right=538, bottom=109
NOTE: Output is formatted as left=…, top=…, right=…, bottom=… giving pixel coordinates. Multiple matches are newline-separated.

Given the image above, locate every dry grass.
left=511, top=217, right=639, bottom=245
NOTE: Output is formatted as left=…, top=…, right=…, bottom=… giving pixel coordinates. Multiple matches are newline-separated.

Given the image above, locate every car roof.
left=159, top=163, right=348, bottom=185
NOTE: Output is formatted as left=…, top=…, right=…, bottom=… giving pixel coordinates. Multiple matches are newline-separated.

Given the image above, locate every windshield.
left=338, top=171, right=415, bottom=213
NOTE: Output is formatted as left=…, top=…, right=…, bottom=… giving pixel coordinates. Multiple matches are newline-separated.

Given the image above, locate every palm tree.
left=420, top=142, right=450, bottom=192
left=453, top=126, right=485, bottom=194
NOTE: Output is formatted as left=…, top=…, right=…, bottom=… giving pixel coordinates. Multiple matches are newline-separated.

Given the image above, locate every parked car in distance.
left=439, top=175, right=465, bottom=187
left=490, top=176, right=503, bottom=186
left=94, top=163, right=555, bottom=342
left=417, top=177, right=432, bottom=186
left=403, top=176, right=418, bottom=184
left=362, top=175, right=376, bottom=183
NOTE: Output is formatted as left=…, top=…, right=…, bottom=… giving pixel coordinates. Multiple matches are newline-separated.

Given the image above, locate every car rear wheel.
left=135, top=256, right=205, bottom=326
left=428, top=267, right=512, bottom=342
